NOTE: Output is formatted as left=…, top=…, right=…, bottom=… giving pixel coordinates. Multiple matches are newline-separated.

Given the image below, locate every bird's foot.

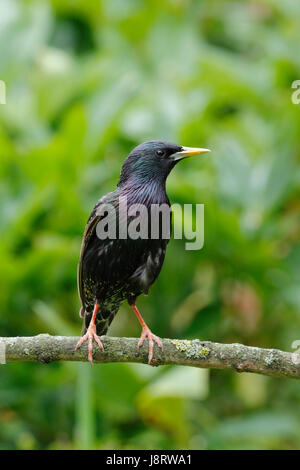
left=75, top=323, right=104, bottom=366
left=138, top=327, right=163, bottom=365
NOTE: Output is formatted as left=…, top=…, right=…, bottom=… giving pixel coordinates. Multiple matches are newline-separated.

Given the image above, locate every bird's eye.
left=156, top=150, right=165, bottom=157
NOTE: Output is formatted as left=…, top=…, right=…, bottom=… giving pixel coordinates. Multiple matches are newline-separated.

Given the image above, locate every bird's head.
left=118, top=140, right=210, bottom=187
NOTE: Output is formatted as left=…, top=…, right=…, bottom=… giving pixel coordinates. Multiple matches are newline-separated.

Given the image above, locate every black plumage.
left=76, top=140, right=210, bottom=364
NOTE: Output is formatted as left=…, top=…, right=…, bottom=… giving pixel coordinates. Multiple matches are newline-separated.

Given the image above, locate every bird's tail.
left=81, top=307, right=117, bottom=336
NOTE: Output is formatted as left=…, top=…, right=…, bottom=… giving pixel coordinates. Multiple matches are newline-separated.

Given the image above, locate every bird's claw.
left=138, top=327, right=163, bottom=365
left=75, top=323, right=104, bottom=366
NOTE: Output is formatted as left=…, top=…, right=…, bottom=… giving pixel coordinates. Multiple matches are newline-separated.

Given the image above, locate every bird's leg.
left=130, top=304, right=163, bottom=364
left=75, top=303, right=104, bottom=366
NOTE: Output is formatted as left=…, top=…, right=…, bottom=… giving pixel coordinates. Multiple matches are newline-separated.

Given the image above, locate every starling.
left=76, top=141, right=210, bottom=365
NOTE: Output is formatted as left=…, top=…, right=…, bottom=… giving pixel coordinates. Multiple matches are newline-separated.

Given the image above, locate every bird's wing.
left=77, top=193, right=113, bottom=316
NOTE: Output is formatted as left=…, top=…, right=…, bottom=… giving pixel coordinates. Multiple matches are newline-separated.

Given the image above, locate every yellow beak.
left=173, top=146, right=211, bottom=160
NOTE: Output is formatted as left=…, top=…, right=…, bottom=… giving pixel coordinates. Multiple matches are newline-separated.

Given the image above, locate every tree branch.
left=1, top=335, right=299, bottom=379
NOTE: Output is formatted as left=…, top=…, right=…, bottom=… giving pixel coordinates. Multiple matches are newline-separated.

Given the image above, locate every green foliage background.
left=0, top=0, right=300, bottom=450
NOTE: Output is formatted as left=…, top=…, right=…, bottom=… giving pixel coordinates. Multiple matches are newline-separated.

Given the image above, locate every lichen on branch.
left=0, top=335, right=299, bottom=380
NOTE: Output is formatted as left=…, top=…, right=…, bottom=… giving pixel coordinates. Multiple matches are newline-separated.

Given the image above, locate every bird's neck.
left=118, top=176, right=169, bottom=206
